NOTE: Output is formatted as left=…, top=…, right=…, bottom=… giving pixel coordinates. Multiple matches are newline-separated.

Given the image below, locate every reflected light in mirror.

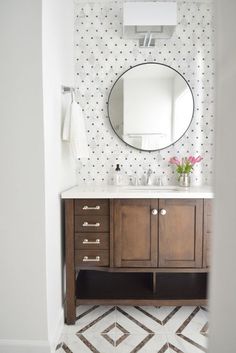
left=108, top=62, right=194, bottom=151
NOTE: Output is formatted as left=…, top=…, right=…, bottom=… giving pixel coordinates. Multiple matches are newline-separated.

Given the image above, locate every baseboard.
left=49, top=308, right=65, bottom=352
left=0, top=339, right=51, bottom=353
left=0, top=309, right=65, bottom=353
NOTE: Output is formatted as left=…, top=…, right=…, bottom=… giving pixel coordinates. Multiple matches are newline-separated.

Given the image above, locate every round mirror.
left=108, top=63, right=194, bottom=151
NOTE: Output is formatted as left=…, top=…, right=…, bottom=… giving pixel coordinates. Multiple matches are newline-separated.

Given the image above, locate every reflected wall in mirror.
left=108, top=63, right=194, bottom=151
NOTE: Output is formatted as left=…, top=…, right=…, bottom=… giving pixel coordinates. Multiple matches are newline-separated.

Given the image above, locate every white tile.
left=59, top=333, right=165, bottom=353
left=166, top=334, right=189, bottom=353
left=162, top=306, right=199, bottom=334
left=76, top=305, right=96, bottom=318
left=58, top=335, right=92, bottom=353
left=64, top=305, right=116, bottom=335
left=141, top=334, right=169, bottom=353
left=138, top=306, right=179, bottom=323
left=167, top=334, right=207, bottom=353
left=74, top=1, right=214, bottom=186
left=116, top=306, right=165, bottom=334
left=179, top=308, right=208, bottom=348
left=58, top=307, right=209, bottom=353
left=110, top=334, right=142, bottom=352
left=177, top=336, right=207, bottom=353
left=55, top=344, right=64, bottom=353
left=115, top=334, right=168, bottom=353
left=105, top=324, right=129, bottom=342
left=78, top=333, right=117, bottom=353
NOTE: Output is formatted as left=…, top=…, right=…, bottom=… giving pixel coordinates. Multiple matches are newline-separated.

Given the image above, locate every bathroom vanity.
left=62, top=185, right=213, bottom=324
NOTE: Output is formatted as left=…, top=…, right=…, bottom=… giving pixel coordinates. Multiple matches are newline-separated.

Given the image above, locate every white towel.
left=62, top=101, right=89, bottom=159
left=62, top=102, right=71, bottom=141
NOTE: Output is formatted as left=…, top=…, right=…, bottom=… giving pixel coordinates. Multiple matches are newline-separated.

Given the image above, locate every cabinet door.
left=113, top=199, right=158, bottom=267
left=159, top=199, right=203, bottom=268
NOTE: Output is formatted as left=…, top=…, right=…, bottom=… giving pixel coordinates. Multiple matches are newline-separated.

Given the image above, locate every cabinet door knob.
left=160, top=209, right=167, bottom=216
left=152, top=209, right=158, bottom=215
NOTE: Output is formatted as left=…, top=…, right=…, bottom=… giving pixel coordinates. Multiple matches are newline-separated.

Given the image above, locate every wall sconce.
left=123, top=1, right=177, bottom=47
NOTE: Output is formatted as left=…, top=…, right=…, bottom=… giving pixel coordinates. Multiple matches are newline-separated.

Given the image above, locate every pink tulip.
left=169, top=157, right=180, bottom=166
left=195, top=156, right=203, bottom=163
left=170, top=155, right=203, bottom=168
left=188, top=155, right=203, bottom=165
left=188, top=156, right=195, bottom=164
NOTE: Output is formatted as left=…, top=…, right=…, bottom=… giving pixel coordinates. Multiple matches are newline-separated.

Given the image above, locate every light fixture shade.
left=123, top=2, right=177, bottom=42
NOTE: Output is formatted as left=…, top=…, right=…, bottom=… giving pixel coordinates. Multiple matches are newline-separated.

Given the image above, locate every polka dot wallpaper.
left=74, top=0, right=214, bottom=186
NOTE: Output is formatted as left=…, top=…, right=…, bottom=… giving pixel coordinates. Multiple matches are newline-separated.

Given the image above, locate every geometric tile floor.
left=56, top=306, right=208, bottom=352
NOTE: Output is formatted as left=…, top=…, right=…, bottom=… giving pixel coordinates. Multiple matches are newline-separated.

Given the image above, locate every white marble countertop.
left=61, top=184, right=214, bottom=199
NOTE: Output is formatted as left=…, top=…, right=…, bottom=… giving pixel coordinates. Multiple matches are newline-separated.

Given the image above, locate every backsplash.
left=74, top=0, right=214, bottom=186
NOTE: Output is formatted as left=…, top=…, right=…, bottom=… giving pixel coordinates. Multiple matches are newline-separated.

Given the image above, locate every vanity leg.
left=65, top=199, right=76, bottom=325
left=152, top=272, right=157, bottom=293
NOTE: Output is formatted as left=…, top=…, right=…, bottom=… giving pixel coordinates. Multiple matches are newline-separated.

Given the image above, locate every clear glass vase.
left=178, top=173, right=191, bottom=187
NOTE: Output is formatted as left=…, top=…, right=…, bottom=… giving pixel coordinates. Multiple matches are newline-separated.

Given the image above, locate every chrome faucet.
left=146, top=169, right=152, bottom=185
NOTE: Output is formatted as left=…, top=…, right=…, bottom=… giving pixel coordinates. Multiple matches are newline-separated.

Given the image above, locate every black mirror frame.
left=107, top=62, right=195, bottom=152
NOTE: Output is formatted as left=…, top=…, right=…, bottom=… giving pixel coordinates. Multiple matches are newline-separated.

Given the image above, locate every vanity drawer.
left=75, top=199, right=109, bottom=215
left=75, top=215, right=109, bottom=233
left=75, top=250, right=109, bottom=267
left=75, top=233, right=109, bottom=250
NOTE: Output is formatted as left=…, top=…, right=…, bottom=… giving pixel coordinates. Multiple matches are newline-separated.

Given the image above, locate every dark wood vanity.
left=64, top=195, right=212, bottom=324
left=62, top=60, right=212, bottom=324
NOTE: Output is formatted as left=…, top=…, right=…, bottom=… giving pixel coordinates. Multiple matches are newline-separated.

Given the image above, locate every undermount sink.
left=122, top=185, right=181, bottom=192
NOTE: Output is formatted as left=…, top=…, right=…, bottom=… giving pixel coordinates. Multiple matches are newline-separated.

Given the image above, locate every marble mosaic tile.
left=57, top=305, right=208, bottom=352
left=73, top=0, right=215, bottom=186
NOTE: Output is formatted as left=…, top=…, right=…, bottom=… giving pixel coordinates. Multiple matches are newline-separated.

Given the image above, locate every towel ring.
left=61, top=86, right=75, bottom=103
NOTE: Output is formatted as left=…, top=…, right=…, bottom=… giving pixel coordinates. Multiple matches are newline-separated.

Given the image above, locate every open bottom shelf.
left=76, top=270, right=208, bottom=306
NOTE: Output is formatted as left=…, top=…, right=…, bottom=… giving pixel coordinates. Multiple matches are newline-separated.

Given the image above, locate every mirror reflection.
left=108, top=63, right=194, bottom=151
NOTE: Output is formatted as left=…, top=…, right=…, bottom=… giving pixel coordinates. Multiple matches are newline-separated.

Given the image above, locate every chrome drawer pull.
left=83, top=256, right=100, bottom=262
left=83, top=222, right=100, bottom=227
left=82, top=205, right=101, bottom=210
left=82, top=239, right=101, bottom=245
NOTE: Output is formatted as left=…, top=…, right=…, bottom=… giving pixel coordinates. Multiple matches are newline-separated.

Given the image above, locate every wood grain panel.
left=75, top=250, right=109, bottom=267
left=113, top=199, right=158, bottom=267
left=159, top=199, right=203, bottom=268
left=65, top=199, right=76, bottom=324
left=75, top=233, right=109, bottom=250
left=75, top=199, right=109, bottom=215
left=75, top=215, right=109, bottom=233
left=203, top=199, right=213, bottom=268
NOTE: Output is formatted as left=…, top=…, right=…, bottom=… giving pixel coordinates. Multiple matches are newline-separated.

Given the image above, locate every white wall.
left=0, top=0, right=49, bottom=352
left=42, top=0, right=75, bottom=348
left=0, top=0, right=75, bottom=352
left=209, top=1, right=236, bottom=352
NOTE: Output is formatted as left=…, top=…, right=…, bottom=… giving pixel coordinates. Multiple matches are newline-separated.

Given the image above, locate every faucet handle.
left=157, top=176, right=164, bottom=186
left=128, top=175, right=139, bottom=186
left=146, top=169, right=153, bottom=186
left=132, top=175, right=139, bottom=186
